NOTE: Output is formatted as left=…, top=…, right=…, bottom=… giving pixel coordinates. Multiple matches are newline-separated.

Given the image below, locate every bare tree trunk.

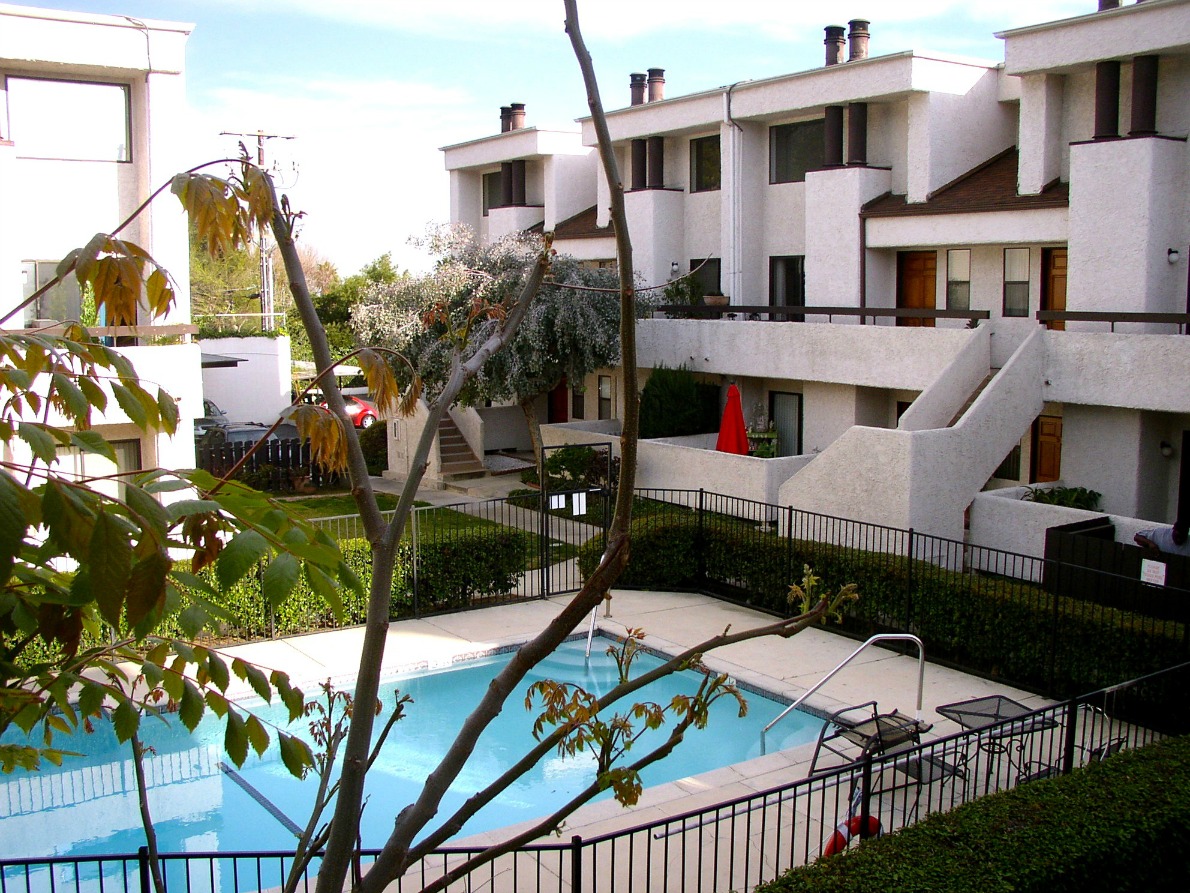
left=520, top=397, right=544, bottom=475
left=131, top=733, right=166, bottom=893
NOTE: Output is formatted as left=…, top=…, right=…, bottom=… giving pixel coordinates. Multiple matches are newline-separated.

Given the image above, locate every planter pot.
left=704, top=294, right=730, bottom=307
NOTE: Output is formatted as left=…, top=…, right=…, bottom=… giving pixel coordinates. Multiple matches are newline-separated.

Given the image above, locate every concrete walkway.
left=218, top=589, right=1049, bottom=850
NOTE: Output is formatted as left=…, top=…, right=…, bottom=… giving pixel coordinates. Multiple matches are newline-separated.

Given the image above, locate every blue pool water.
left=1, top=636, right=818, bottom=861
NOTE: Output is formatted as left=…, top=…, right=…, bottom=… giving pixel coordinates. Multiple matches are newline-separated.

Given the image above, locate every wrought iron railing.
left=4, top=662, right=1184, bottom=893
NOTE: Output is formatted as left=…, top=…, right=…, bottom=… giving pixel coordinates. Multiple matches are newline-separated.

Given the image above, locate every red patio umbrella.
left=715, top=384, right=750, bottom=455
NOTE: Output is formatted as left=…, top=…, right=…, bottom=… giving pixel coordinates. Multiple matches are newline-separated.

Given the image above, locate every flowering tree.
left=353, top=229, right=643, bottom=465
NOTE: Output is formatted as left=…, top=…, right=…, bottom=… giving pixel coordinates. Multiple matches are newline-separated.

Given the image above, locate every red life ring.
left=822, top=815, right=883, bottom=856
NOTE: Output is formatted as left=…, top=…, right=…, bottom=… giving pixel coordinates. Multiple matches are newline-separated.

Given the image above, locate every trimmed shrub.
left=756, top=735, right=1190, bottom=893
left=359, top=418, right=388, bottom=476
left=639, top=364, right=718, bottom=439
left=577, top=515, right=1187, bottom=699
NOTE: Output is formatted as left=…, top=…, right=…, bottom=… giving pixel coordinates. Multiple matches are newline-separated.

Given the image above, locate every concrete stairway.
left=438, top=415, right=486, bottom=481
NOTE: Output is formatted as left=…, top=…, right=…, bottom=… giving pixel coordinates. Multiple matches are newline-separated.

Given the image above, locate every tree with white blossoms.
left=353, top=227, right=650, bottom=467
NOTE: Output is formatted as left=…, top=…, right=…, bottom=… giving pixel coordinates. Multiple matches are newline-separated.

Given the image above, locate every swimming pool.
left=0, top=635, right=819, bottom=860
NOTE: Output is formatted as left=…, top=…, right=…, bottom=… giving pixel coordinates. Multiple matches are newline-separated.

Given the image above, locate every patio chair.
left=1017, top=734, right=1127, bottom=784
left=809, top=701, right=933, bottom=775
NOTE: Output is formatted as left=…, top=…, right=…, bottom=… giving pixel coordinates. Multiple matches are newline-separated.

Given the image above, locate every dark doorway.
left=896, top=251, right=937, bottom=327
left=769, top=392, right=803, bottom=457
left=547, top=380, right=569, bottom=424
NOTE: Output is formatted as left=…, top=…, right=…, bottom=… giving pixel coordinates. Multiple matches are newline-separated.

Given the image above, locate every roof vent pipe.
left=848, top=20, right=870, bottom=61
left=824, top=26, right=846, bottom=66
left=1098, top=1, right=1121, bottom=9
left=630, top=72, right=647, bottom=105
left=500, top=106, right=512, bottom=133
left=647, top=68, right=665, bottom=102
left=509, top=102, right=526, bottom=130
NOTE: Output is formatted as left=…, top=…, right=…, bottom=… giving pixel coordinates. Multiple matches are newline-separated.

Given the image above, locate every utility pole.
left=219, top=130, right=295, bottom=332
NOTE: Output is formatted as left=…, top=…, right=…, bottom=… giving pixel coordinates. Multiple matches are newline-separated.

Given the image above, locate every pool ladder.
left=760, top=634, right=926, bottom=754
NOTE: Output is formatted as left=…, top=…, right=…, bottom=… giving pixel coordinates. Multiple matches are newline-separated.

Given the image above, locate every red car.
left=321, top=395, right=378, bottom=429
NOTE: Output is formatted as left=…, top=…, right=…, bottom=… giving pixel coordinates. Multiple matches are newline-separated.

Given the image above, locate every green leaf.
left=111, top=699, right=139, bottom=743
left=157, top=388, right=179, bottom=435
left=204, top=689, right=229, bottom=718
left=77, top=680, right=106, bottom=718
left=17, top=422, right=59, bottom=466
left=165, top=499, right=223, bottom=523
left=216, top=529, right=269, bottom=592
left=77, top=376, right=108, bottom=414
left=224, top=709, right=248, bottom=767
left=90, top=512, right=132, bottom=627
left=124, top=483, right=170, bottom=531
left=245, top=714, right=269, bottom=757
left=233, top=659, right=273, bottom=703
left=271, top=671, right=304, bottom=722
left=125, top=552, right=171, bottom=631
left=205, top=651, right=230, bottom=692
left=179, top=679, right=205, bottom=731
left=67, top=430, right=116, bottom=462
left=162, top=658, right=185, bottom=701
left=278, top=732, right=313, bottom=779
left=50, top=372, right=91, bottom=421
left=305, top=564, right=345, bottom=624
left=110, top=382, right=149, bottom=428
left=0, top=471, right=28, bottom=585
left=261, top=552, right=299, bottom=607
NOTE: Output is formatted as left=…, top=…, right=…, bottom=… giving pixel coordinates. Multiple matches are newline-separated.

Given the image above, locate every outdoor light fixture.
left=1169, top=248, right=1181, bottom=264
left=670, top=261, right=679, bottom=276
left=1160, top=440, right=1174, bottom=458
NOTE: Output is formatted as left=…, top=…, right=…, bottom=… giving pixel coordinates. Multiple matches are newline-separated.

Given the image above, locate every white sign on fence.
left=1140, top=558, right=1167, bottom=587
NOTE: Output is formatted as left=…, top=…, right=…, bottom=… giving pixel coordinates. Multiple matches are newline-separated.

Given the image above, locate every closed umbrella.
left=715, top=384, right=750, bottom=454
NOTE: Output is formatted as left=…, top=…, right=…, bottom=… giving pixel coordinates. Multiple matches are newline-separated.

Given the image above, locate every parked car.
left=322, top=395, right=378, bottom=429
left=196, top=422, right=300, bottom=451
left=194, top=399, right=229, bottom=438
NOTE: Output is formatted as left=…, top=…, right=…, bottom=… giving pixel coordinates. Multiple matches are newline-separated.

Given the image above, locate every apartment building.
left=0, top=3, right=200, bottom=491
left=445, top=0, right=1189, bottom=547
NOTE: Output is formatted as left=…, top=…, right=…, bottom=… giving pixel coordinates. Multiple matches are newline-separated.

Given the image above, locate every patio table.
left=936, top=695, right=1059, bottom=789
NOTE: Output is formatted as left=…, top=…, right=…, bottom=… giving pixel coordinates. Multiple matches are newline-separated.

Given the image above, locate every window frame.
left=946, top=249, right=972, bottom=312
left=769, top=119, right=825, bottom=185
left=597, top=375, right=613, bottom=421
left=689, top=258, right=722, bottom=298
left=689, top=135, right=721, bottom=193
left=481, top=171, right=501, bottom=217
left=1002, top=247, right=1031, bottom=318
left=5, top=75, right=132, bottom=163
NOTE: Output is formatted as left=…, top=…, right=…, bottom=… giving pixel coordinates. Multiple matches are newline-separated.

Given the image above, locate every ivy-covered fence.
left=576, top=489, right=1189, bottom=704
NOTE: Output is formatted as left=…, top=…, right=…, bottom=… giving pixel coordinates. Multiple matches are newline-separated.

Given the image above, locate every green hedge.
left=577, top=517, right=1186, bottom=697
left=14, top=529, right=532, bottom=668
left=756, top=735, right=1190, bottom=893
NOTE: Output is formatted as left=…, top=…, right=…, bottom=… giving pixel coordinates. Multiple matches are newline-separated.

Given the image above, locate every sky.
left=17, top=0, right=1094, bottom=276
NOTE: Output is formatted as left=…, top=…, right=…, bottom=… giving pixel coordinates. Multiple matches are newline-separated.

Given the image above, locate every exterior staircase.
left=438, top=415, right=486, bottom=481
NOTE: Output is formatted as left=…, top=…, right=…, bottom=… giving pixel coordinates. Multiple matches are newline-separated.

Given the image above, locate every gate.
left=536, top=442, right=614, bottom=596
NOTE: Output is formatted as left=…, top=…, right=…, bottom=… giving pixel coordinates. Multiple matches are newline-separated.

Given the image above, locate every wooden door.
left=1042, top=248, right=1068, bottom=331
left=1031, top=415, right=1063, bottom=483
left=547, top=380, right=569, bottom=424
left=896, top=252, right=937, bottom=327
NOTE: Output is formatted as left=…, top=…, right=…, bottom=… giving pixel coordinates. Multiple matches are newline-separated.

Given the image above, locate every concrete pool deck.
left=217, top=588, right=1050, bottom=846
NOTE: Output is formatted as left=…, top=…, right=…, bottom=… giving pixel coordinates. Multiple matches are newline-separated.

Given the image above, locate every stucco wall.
left=1044, top=332, right=1190, bottom=412
left=200, top=336, right=292, bottom=425
left=805, top=166, right=891, bottom=307
left=898, top=325, right=990, bottom=431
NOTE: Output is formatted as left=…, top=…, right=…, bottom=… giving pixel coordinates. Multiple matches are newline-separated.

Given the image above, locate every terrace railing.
left=657, top=304, right=990, bottom=325
left=5, top=662, right=1184, bottom=893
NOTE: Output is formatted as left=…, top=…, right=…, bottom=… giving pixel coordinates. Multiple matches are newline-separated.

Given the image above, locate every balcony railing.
left=657, top=304, right=990, bottom=324
left=1035, top=310, right=1190, bottom=333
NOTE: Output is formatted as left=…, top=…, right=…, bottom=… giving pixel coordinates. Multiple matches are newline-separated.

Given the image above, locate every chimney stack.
left=848, top=20, right=870, bottom=61
left=647, top=68, right=665, bottom=102
left=499, top=106, right=512, bottom=133
left=630, top=72, right=647, bottom=106
left=1098, top=1, right=1121, bottom=9
left=509, top=102, right=526, bottom=130
left=824, top=26, right=846, bottom=66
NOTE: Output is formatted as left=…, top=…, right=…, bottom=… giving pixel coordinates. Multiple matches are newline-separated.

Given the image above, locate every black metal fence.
left=5, top=663, right=1185, bottom=893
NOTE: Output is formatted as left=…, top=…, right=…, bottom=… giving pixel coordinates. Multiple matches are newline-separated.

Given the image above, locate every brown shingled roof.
left=861, top=148, right=1068, bottom=218
left=526, top=205, right=612, bottom=239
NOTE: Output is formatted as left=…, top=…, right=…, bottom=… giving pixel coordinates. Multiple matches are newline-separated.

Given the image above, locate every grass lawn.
left=279, top=492, right=403, bottom=519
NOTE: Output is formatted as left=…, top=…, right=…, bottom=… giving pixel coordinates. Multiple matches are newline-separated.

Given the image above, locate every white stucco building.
left=445, top=0, right=1189, bottom=550
left=0, top=4, right=200, bottom=489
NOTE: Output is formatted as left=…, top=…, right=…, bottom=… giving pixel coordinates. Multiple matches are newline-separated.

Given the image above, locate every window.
left=770, top=120, right=824, bottom=184
left=689, top=135, right=720, bottom=192
left=21, top=260, right=82, bottom=326
left=6, top=77, right=130, bottom=162
left=689, top=258, right=722, bottom=298
left=55, top=438, right=142, bottom=501
left=481, top=171, right=501, bottom=216
left=994, top=443, right=1022, bottom=481
left=769, top=256, right=805, bottom=321
left=1003, top=248, right=1030, bottom=317
left=947, top=249, right=971, bottom=311
left=597, top=375, right=613, bottom=421
left=571, top=387, right=585, bottom=420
